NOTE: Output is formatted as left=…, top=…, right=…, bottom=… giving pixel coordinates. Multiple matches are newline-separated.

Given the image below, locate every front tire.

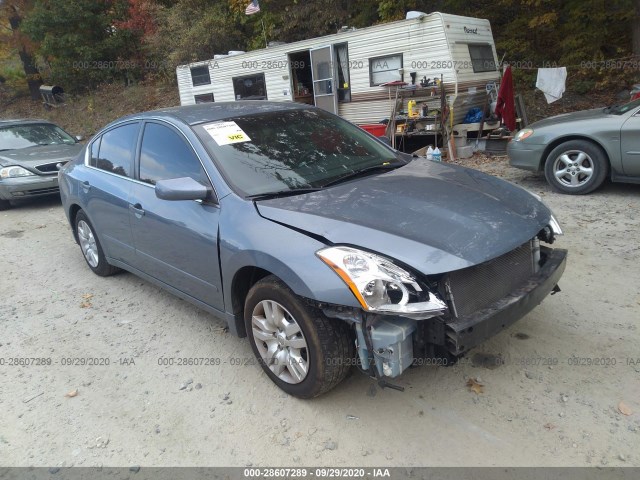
left=544, top=140, right=608, bottom=194
left=0, top=199, right=10, bottom=211
left=75, top=210, right=119, bottom=276
left=244, top=275, right=354, bottom=398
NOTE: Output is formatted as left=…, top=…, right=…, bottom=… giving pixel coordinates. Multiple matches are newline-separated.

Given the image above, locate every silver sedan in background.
left=0, top=119, right=83, bottom=210
left=508, top=98, right=640, bottom=194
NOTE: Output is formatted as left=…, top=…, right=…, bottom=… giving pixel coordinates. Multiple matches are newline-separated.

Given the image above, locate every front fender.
left=219, top=195, right=361, bottom=314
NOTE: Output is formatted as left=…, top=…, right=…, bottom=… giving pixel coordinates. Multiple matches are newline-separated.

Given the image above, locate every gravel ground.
left=1, top=155, right=639, bottom=467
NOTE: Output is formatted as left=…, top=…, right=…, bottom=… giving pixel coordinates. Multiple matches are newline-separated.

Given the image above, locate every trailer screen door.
left=310, top=46, right=337, bottom=114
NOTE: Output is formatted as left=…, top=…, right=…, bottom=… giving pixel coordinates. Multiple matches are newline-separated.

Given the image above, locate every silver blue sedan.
left=508, top=98, right=640, bottom=194
left=59, top=102, right=566, bottom=397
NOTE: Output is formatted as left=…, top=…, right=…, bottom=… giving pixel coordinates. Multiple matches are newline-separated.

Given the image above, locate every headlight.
left=514, top=128, right=534, bottom=141
left=525, top=189, right=563, bottom=236
left=316, top=246, right=447, bottom=318
left=0, top=166, right=36, bottom=179
left=549, top=214, right=563, bottom=236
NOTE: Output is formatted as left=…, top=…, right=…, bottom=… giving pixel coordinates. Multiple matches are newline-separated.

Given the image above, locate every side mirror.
left=155, top=177, right=209, bottom=201
left=75, top=135, right=84, bottom=142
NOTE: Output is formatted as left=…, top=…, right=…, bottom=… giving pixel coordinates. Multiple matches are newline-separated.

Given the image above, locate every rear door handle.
left=129, top=203, right=145, bottom=218
left=81, top=181, right=91, bottom=192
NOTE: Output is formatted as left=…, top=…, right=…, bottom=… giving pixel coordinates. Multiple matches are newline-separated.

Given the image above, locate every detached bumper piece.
left=445, top=247, right=567, bottom=356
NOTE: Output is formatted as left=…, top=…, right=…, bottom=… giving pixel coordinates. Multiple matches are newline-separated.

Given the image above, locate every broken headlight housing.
left=316, top=246, right=447, bottom=319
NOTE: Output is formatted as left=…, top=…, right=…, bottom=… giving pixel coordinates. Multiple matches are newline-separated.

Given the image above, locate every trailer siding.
left=176, top=12, right=500, bottom=125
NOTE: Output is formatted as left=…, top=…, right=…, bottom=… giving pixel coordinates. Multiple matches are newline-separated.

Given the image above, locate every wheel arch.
left=539, top=135, right=611, bottom=173
left=68, top=203, right=83, bottom=242
left=229, top=266, right=274, bottom=337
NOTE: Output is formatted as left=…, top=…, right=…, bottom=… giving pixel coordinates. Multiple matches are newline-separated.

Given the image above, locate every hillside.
left=1, top=82, right=179, bottom=138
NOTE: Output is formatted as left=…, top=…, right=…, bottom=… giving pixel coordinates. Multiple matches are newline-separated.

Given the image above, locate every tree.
left=0, top=0, right=42, bottom=99
left=633, top=0, right=640, bottom=56
left=21, top=0, right=140, bottom=91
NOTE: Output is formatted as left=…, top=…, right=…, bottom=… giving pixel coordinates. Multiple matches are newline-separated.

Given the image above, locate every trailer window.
left=194, top=93, right=214, bottom=104
left=232, top=73, right=267, bottom=100
left=369, top=54, right=403, bottom=86
left=191, top=66, right=211, bottom=86
left=468, top=45, right=496, bottom=73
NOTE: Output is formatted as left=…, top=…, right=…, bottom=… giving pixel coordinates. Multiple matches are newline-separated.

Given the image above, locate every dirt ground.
left=1, top=155, right=639, bottom=468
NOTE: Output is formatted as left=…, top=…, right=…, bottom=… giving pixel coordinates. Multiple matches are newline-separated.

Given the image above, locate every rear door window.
left=95, top=123, right=139, bottom=178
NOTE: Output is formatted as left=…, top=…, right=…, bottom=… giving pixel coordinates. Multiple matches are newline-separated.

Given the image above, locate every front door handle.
left=81, top=181, right=91, bottom=193
left=129, top=203, right=145, bottom=218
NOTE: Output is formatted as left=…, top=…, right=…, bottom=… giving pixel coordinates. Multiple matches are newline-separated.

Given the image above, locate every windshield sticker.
left=202, top=121, right=251, bottom=146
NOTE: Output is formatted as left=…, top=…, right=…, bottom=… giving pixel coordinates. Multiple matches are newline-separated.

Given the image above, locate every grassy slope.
left=1, top=82, right=180, bottom=138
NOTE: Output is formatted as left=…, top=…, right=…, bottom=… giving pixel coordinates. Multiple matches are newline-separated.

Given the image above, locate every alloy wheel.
left=552, top=150, right=594, bottom=188
left=251, top=299, right=309, bottom=384
left=77, top=220, right=99, bottom=268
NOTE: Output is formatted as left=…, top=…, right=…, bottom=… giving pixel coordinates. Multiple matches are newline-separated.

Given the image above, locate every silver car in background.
left=508, top=98, right=640, bottom=194
left=0, top=119, right=83, bottom=210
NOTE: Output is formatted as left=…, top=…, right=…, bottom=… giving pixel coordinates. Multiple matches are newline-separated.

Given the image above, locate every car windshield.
left=606, top=98, right=640, bottom=115
left=194, top=108, right=399, bottom=197
left=0, top=123, right=76, bottom=150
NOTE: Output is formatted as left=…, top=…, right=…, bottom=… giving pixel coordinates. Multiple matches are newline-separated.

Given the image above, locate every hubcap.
left=552, top=150, right=594, bottom=188
left=77, top=220, right=99, bottom=268
left=251, top=300, right=309, bottom=384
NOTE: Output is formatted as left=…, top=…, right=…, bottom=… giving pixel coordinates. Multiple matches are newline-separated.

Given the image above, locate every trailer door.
left=310, top=46, right=338, bottom=114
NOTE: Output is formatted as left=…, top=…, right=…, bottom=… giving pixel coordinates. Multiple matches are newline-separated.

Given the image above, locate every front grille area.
left=34, top=161, right=65, bottom=174
left=17, top=187, right=59, bottom=197
left=447, top=241, right=534, bottom=318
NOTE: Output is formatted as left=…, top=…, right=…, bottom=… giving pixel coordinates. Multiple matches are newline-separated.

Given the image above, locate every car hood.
left=529, top=107, right=613, bottom=129
left=256, top=159, right=552, bottom=275
left=0, top=144, right=83, bottom=169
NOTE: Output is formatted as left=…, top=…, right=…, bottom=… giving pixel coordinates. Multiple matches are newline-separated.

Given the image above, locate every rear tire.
left=544, top=140, right=608, bottom=194
left=244, top=275, right=354, bottom=398
left=75, top=210, right=119, bottom=276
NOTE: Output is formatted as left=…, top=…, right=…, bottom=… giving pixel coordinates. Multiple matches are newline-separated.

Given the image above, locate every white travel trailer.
left=176, top=11, right=501, bottom=127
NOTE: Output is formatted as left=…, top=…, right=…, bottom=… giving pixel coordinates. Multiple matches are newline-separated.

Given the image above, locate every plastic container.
left=407, top=100, right=419, bottom=118
left=358, top=124, right=387, bottom=137
left=426, top=146, right=434, bottom=160
left=356, top=317, right=417, bottom=378
left=432, top=147, right=441, bottom=162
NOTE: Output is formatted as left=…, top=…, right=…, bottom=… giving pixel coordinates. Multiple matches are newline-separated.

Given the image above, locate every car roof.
left=117, top=101, right=313, bottom=127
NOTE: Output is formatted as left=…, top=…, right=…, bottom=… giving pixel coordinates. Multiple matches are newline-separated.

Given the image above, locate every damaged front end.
left=320, top=222, right=567, bottom=388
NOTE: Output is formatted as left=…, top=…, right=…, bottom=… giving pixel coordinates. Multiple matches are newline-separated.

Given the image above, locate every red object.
left=632, top=92, right=640, bottom=101
left=358, top=124, right=387, bottom=137
left=495, top=66, right=516, bottom=131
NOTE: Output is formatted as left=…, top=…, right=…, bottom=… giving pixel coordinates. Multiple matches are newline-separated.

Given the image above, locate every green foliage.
left=21, top=0, right=141, bottom=91
left=5, top=0, right=637, bottom=96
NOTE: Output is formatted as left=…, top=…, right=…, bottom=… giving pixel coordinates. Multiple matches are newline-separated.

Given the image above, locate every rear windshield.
left=193, top=108, right=397, bottom=196
left=0, top=123, right=76, bottom=150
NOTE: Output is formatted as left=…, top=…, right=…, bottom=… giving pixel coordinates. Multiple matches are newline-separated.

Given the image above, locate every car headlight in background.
left=514, top=128, right=534, bottom=141
left=316, top=246, right=447, bottom=319
left=0, top=166, right=36, bottom=179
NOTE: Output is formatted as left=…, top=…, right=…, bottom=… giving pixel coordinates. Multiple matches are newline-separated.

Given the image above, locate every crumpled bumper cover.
left=446, top=247, right=567, bottom=356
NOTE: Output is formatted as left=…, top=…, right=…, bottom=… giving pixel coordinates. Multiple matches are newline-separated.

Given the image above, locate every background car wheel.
left=544, top=140, right=608, bottom=194
left=75, top=210, right=119, bottom=276
left=0, top=199, right=11, bottom=211
left=244, top=275, right=354, bottom=398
